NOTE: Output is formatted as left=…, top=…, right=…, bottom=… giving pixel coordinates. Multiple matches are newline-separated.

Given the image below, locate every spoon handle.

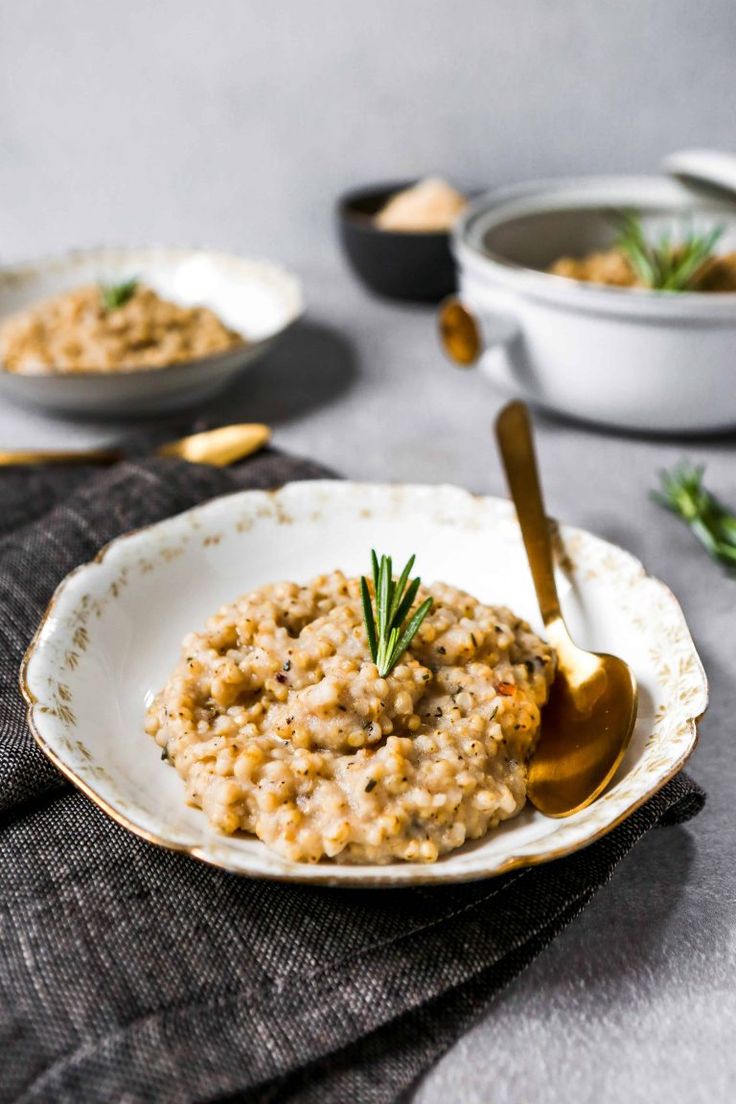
left=495, top=401, right=562, bottom=627
left=0, top=448, right=123, bottom=467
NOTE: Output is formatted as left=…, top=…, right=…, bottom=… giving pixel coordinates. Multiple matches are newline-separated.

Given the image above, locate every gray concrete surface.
left=1, top=3, right=735, bottom=1101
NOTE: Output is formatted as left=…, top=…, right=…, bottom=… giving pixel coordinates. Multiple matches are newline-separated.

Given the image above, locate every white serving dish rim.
left=454, top=174, right=736, bottom=318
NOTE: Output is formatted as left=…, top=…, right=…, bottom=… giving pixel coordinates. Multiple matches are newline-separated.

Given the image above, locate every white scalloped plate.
left=20, top=482, right=707, bottom=886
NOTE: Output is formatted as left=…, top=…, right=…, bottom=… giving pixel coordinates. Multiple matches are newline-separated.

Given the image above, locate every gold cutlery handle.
left=0, top=423, right=271, bottom=468
left=0, top=448, right=123, bottom=467
left=156, top=423, right=270, bottom=467
left=495, top=401, right=562, bottom=628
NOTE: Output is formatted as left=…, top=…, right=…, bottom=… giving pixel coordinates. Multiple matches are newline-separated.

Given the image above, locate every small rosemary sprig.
left=617, top=211, right=723, bottom=291
left=99, top=277, right=138, bottom=311
left=361, top=551, right=433, bottom=676
left=653, top=462, right=736, bottom=567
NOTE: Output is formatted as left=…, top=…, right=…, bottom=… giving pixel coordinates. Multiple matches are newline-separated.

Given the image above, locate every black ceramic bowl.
left=336, top=181, right=458, bottom=303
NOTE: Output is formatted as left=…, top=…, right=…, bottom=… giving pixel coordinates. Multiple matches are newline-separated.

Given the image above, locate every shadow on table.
left=523, top=401, right=736, bottom=450
left=533, top=824, right=710, bottom=1004
left=204, top=318, right=358, bottom=427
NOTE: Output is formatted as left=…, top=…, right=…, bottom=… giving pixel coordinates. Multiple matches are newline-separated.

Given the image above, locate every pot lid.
left=663, top=149, right=736, bottom=203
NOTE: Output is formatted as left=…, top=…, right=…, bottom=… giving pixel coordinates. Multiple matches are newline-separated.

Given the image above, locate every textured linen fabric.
left=0, top=451, right=705, bottom=1104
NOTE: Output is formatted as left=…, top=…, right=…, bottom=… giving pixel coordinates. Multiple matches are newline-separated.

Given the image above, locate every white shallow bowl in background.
left=441, top=174, right=736, bottom=434
left=0, top=247, right=303, bottom=417
left=21, top=481, right=707, bottom=887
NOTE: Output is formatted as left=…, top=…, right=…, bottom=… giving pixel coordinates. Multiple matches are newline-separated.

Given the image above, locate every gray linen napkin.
left=0, top=450, right=705, bottom=1104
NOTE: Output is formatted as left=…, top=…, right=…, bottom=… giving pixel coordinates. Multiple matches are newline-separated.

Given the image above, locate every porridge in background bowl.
left=0, top=280, right=244, bottom=374
left=549, top=246, right=736, bottom=290
left=146, top=569, right=555, bottom=865
left=548, top=211, right=736, bottom=292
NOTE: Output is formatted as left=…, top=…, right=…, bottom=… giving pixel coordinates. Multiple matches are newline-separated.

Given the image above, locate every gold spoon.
left=0, top=423, right=271, bottom=468
left=495, top=401, right=638, bottom=817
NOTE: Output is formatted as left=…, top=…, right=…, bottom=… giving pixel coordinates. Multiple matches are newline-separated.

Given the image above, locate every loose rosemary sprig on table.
left=616, top=212, right=723, bottom=292
left=361, top=551, right=433, bottom=677
left=653, top=462, right=736, bottom=567
left=99, top=277, right=138, bottom=311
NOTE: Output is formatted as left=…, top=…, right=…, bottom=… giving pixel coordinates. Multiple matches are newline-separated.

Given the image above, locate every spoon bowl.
left=495, top=401, right=638, bottom=817
left=527, top=640, right=637, bottom=816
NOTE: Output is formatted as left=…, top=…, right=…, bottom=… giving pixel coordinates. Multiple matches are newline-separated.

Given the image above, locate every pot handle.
left=437, top=296, right=517, bottom=367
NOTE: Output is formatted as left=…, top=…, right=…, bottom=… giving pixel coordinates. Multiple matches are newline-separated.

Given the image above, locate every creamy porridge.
left=146, top=571, right=555, bottom=864
left=0, top=282, right=244, bottom=374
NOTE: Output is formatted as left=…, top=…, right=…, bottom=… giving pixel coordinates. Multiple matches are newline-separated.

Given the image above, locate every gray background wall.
left=1, top=0, right=735, bottom=271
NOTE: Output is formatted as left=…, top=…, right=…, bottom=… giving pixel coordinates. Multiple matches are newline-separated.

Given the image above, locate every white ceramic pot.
left=0, top=247, right=303, bottom=418
left=439, top=174, right=736, bottom=434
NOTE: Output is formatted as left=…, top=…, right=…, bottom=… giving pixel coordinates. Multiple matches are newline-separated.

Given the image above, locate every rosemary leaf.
left=99, top=277, right=138, bottom=311
left=386, top=597, right=434, bottom=672
left=371, top=549, right=380, bottom=591
left=653, top=462, right=736, bottom=567
left=380, top=626, right=400, bottom=673
left=377, top=554, right=391, bottom=644
left=616, top=212, right=723, bottom=292
left=361, top=576, right=378, bottom=662
left=392, top=576, right=421, bottom=630
left=361, top=552, right=433, bottom=677
left=388, top=553, right=415, bottom=625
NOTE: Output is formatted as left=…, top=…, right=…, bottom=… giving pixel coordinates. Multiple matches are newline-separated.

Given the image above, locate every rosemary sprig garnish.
left=361, top=551, right=433, bottom=676
left=616, top=211, right=723, bottom=292
left=99, top=277, right=138, bottom=311
left=653, top=462, right=736, bottom=567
